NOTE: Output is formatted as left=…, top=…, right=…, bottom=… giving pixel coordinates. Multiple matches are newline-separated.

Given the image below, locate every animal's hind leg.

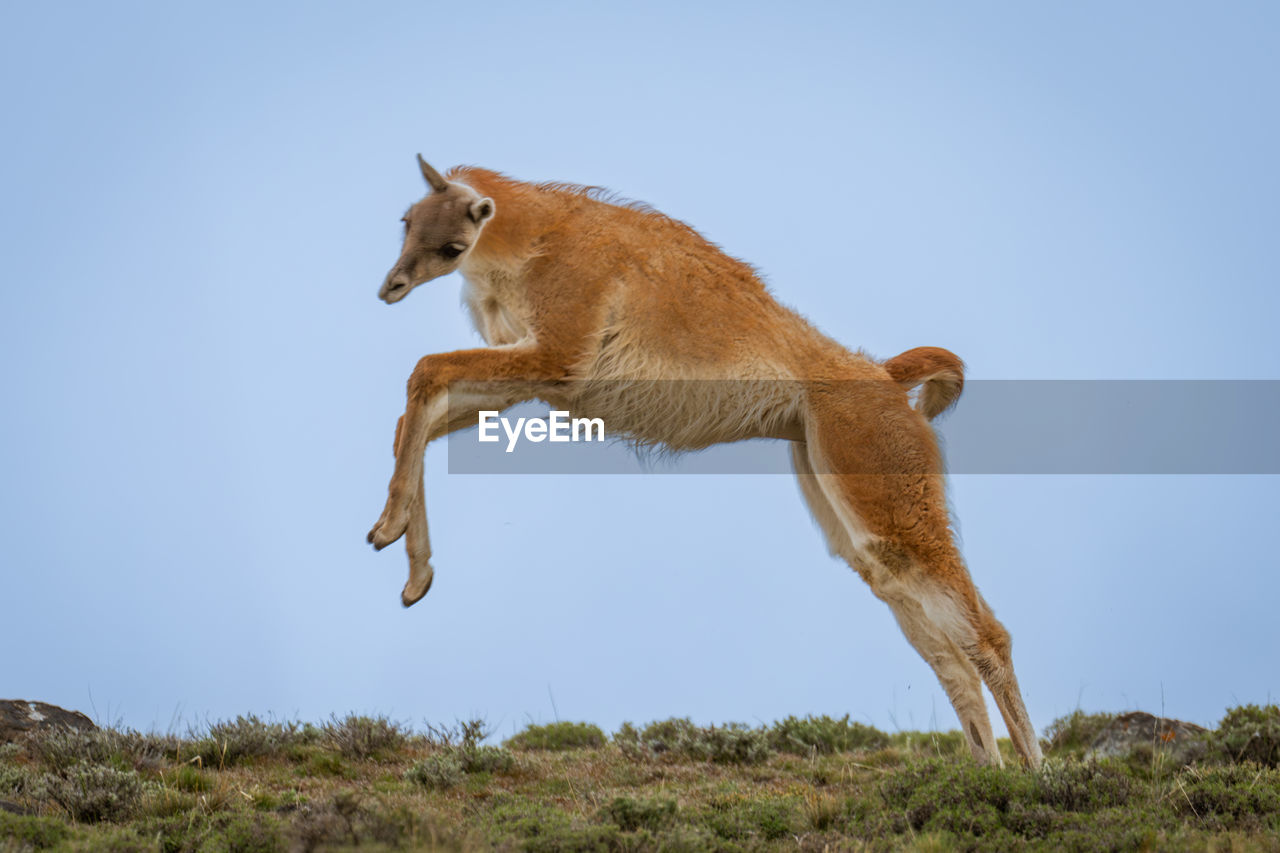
left=799, top=386, right=1042, bottom=767
left=791, top=441, right=1001, bottom=766
left=881, top=591, right=1001, bottom=766
left=967, top=597, right=1044, bottom=767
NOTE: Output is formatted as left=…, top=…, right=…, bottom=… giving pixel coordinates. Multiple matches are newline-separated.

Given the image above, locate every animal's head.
left=379, top=155, right=495, bottom=304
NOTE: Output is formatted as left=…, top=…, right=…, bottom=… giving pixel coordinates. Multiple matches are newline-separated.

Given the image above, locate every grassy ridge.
left=0, top=708, right=1278, bottom=851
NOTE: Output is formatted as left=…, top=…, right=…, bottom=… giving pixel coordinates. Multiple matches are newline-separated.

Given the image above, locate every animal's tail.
left=882, top=346, right=965, bottom=420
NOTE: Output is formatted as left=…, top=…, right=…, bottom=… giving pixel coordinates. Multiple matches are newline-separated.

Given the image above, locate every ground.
left=1, top=709, right=1278, bottom=852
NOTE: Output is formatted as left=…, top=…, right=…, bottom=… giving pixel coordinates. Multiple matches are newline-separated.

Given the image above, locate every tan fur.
left=883, top=346, right=965, bottom=420
left=368, top=158, right=1043, bottom=767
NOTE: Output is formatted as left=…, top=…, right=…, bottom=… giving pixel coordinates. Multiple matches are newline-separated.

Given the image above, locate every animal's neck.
left=448, top=167, right=562, bottom=263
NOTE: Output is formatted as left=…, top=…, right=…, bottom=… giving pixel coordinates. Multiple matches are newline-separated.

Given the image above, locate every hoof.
left=401, top=567, right=434, bottom=608
left=367, top=511, right=409, bottom=550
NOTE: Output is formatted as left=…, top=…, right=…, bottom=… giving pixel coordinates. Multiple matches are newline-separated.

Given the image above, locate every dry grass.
left=0, top=710, right=1278, bottom=851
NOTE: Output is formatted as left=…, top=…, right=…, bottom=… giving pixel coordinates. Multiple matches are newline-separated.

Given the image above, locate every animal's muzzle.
left=379, top=271, right=411, bottom=304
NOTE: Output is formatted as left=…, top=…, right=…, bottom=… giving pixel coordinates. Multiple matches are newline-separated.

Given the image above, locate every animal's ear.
left=417, top=154, right=449, bottom=193
left=469, top=197, right=495, bottom=223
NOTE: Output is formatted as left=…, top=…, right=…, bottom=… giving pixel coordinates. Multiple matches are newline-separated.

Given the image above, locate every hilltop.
left=1, top=706, right=1278, bottom=851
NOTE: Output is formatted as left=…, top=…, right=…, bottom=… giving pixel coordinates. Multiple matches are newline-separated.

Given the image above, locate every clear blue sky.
left=2, top=1, right=1277, bottom=739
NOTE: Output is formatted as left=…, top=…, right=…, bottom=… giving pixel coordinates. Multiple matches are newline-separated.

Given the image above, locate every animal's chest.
left=460, top=268, right=530, bottom=347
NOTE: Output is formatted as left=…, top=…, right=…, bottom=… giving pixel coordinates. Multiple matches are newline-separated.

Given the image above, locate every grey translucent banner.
left=443, top=380, right=1280, bottom=474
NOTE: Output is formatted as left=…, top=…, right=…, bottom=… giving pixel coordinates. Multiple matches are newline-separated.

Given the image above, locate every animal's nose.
left=380, top=271, right=410, bottom=303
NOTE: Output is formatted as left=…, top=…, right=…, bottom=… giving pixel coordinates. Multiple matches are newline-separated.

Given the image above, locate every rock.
left=1086, top=711, right=1208, bottom=766
left=0, top=699, right=96, bottom=744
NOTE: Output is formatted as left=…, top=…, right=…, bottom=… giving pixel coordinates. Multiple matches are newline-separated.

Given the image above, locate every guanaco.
left=367, top=156, right=1043, bottom=768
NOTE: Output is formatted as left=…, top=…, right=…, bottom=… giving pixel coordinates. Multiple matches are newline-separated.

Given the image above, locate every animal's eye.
left=439, top=243, right=466, bottom=259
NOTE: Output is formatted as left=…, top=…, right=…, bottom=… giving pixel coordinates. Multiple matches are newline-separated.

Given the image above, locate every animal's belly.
left=562, top=378, right=805, bottom=448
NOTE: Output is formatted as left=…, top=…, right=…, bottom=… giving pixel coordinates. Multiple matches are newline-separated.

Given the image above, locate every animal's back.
left=453, top=167, right=897, bottom=447
left=551, top=195, right=888, bottom=447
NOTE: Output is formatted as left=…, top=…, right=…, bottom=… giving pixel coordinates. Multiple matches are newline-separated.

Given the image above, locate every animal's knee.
left=407, top=359, right=442, bottom=403
left=978, top=607, right=1012, bottom=658
left=969, top=611, right=1014, bottom=684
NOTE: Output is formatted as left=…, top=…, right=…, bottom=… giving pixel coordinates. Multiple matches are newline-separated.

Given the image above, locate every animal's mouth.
left=380, top=276, right=411, bottom=304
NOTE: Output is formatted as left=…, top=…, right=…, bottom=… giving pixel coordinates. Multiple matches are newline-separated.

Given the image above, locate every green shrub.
left=880, top=760, right=1038, bottom=834
left=322, top=714, right=408, bottom=761
left=422, top=718, right=487, bottom=750
left=286, top=793, right=433, bottom=851
left=770, top=714, right=890, bottom=755
left=887, top=729, right=969, bottom=758
left=1042, top=806, right=1166, bottom=852
left=418, top=718, right=517, bottom=775
left=24, top=726, right=177, bottom=773
left=614, top=718, right=770, bottom=765
left=195, top=716, right=304, bottom=767
left=143, top=787, right=198, bottom=820
left=1000, top=801, right=1061, bottom=840
left=684, top=723, right=769, bottom=765
left=505, top=721, right=606, bottom=751
left=138, top=814, right=209, bottom=852
left=480, top=798, right=625, bottom=852
left=289, top=802, right=351, bottom=851
left=356, top=803, right=422, bottom=848
left=404, top=754, right=464, bottom=790
left=483, top=798, right=572, bottom=839
left=65, top=826, right=156, bottom=852
left=167, top=765, right=211, bottom=793
left=25, top=727, right=112, bottom=771
left=1042, top=710, right=1116, bottom=755
left=301, top=752, right=354, bottom=779
left=1174, top=764, right=1280, bottom=829
left=1208, top=704, right=1280, bottom=767
left=702, top=796, right=797, bottom=841
left=458, top=744, right=516, bottom=774
left=615, top=719, right=674, bottom=759
left=117, top=731, right=185, bottom=770
left=875, top=757, right=1163, bottom=844
left=1034, top=758, right=1134, bottom=811
left=0, top=765, right=29, bottom=796
left=0, top=813, right=69, bottom=849
left=41, top=765, right=144, bottom=822
left=599, top=796, right=677, bottom=831
left=219, top=813, right=284, bottom=853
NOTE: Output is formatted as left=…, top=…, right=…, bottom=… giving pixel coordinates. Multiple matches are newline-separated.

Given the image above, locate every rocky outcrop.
left=0, top=699, right=96, bottom=744
left=1086, top=711, right=1208, bottom=766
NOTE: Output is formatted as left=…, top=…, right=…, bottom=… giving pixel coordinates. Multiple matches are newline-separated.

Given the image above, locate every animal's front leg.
left=389, top=414, right=435, bottom=607
left=367, top=346, right=550, bottom=556
left=402, top=470, right=433, bottom=606
left=367, top=387, right=449, bottom=552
